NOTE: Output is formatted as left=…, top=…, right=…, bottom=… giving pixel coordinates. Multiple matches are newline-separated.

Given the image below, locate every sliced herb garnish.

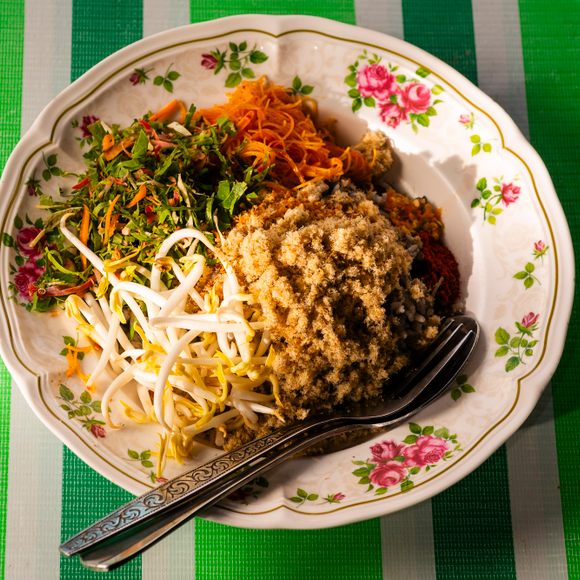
left=25, top=103, right=271, bottom=311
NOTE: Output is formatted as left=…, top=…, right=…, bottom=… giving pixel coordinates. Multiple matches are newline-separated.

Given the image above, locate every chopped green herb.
left=25, top=103, right=272, bottom=311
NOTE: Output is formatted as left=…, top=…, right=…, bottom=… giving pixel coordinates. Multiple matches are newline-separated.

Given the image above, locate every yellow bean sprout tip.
left=120, top=401, right=150, bottom=424
left=95, top=276, right=109, bottom=299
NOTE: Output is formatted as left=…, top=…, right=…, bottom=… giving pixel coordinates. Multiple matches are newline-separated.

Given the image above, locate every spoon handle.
left=78, top=419, right=353, bottom=572
left=60, top=413, right=333, bottom=558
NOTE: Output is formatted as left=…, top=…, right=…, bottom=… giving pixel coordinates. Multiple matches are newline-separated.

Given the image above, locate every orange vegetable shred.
left=103, top=137, right=134, bottom=162
left=79, top=205, right=91, bottom=268
left=195, top=77, right=370, bottom=189
left=150, top=99, right=185, bottom=123
left=126, top=184, right=148, bottom=208
left=102, top=134, right=115, bottom=152
left=103, top=194, right=120, bottom=243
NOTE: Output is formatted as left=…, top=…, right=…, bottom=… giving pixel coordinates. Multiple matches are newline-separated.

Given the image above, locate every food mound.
left=224, top=184, right=440, bottom=437
left=11, top=78, right=461, bottom=476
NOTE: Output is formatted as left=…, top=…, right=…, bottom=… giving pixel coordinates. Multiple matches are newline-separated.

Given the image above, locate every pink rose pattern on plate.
left=200, top=41, right=269, bottom=88
left=459, top=112, right=475, bottom=129
left=287, top=487, right=347, bottom=507
left=459, top=112, right=493, bottom=155
left=79, top=115, right=99, bottom=138
left=469, top=177, right=544, bottom=372
left=345, top=51, right=443, bottom=132
left=127, top=65, right=180, bottom=93
left=129, top=67, right=151, bottom=86
left=533, top=240, right=549, bottom=260
left=201, top=53, right=218, bottom=70
left=356, top=63, right=397, bottom=101
left=16, top=226, right=42, bottom=257
left=13, top=260, right=44, bottom=301
left=353, top=423, right=461, bottom=495
left=230, top=482, right=346, bottom=508
left=4, top=218, right=45, bottom=305
left=513, top=240, right=550, bottom=290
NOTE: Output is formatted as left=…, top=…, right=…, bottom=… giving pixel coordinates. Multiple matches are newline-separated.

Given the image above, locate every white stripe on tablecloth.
left=504, top=387, right=568, bottom=579
left=140, top=523, right=196, bottom=580
left=353, top=4, right=437, bottom=579
left=355, top=0, right=404, bottom=39
left=20, top=0, right=72, bottom=134
left=5, top=389, right=64, bottom=580
left=143, top=0, right=190, bottom=38
left=140, top=7, right=196, bottom=580
left=473, top=2, right=567, bottom=578
left=380, top=501, right=436, bottom=580
left=472, top=0, right=529, bottom=136
left=4, top=3, right=71, bottom=579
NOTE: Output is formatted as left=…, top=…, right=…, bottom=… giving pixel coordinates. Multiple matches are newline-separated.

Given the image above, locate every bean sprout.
left=61, top=218, right=278, bottom=469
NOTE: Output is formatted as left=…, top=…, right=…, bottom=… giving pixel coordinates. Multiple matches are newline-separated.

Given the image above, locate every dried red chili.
left=72, top=176, right=89, bottom=190
left=145, top=204, right=156, bottom=224
left=32, top=276, right=95, bottom=298
left=416, top=231, right=461, bottom=311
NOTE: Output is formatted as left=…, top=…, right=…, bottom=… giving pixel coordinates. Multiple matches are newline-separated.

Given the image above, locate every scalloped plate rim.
left=0, top=14, right=574, bottom=529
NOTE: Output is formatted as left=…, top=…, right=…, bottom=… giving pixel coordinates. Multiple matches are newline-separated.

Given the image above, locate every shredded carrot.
left=126, top=184, right=148, bottom=208
left=103, top=194, right=120, bottom=243
left=102, top=134, right=115, bottom=152
left=65, top=346, right=91, bottom=384
left=195, top=77, right=370, bottom=189
left=109, top=214, right=119, bottom=237
left=103, top=137, right=134, bottom=161
left=64, top=344, right=93, bottom=354
left=65, top=350, right=78, bottom=377
left=150, top=99, right=185, bottom=123
left=79, top=205, right=90, bottom=268
left=177, top=100, right=187, bottom=124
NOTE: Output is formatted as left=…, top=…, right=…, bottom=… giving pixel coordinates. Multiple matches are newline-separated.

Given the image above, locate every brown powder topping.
left=224, top=183, right=440, bottom=424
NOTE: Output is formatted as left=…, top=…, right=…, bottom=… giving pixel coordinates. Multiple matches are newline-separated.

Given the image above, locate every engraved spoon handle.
left=60, top=413, right=335, bottom=558
left=78, top=418, right=355, bottom=571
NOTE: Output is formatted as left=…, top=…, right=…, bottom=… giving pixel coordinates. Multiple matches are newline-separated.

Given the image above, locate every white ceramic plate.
left=0, top=15, right=574, bottom=529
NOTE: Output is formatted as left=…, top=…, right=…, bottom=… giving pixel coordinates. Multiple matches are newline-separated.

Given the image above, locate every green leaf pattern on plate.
left=450, top=374, right=476, bottom=401
left=57, top=384, right=106, bottom=438
left=495, top=313, right=540, bottom=372
left=129, top=64, right=180, bottom=93
left=200, top=42, right=269, bottom=87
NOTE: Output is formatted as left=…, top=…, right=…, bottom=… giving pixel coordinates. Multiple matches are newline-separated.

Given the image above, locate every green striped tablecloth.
left=0, top=1, right=578, bottom=578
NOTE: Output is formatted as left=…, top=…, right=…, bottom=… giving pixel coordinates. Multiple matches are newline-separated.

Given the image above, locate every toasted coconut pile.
left=222, top=177, right=441, bottom=448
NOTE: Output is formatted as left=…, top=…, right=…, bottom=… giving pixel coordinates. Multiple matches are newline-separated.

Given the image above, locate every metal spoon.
left=60, top=314, right=479, bottom=571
